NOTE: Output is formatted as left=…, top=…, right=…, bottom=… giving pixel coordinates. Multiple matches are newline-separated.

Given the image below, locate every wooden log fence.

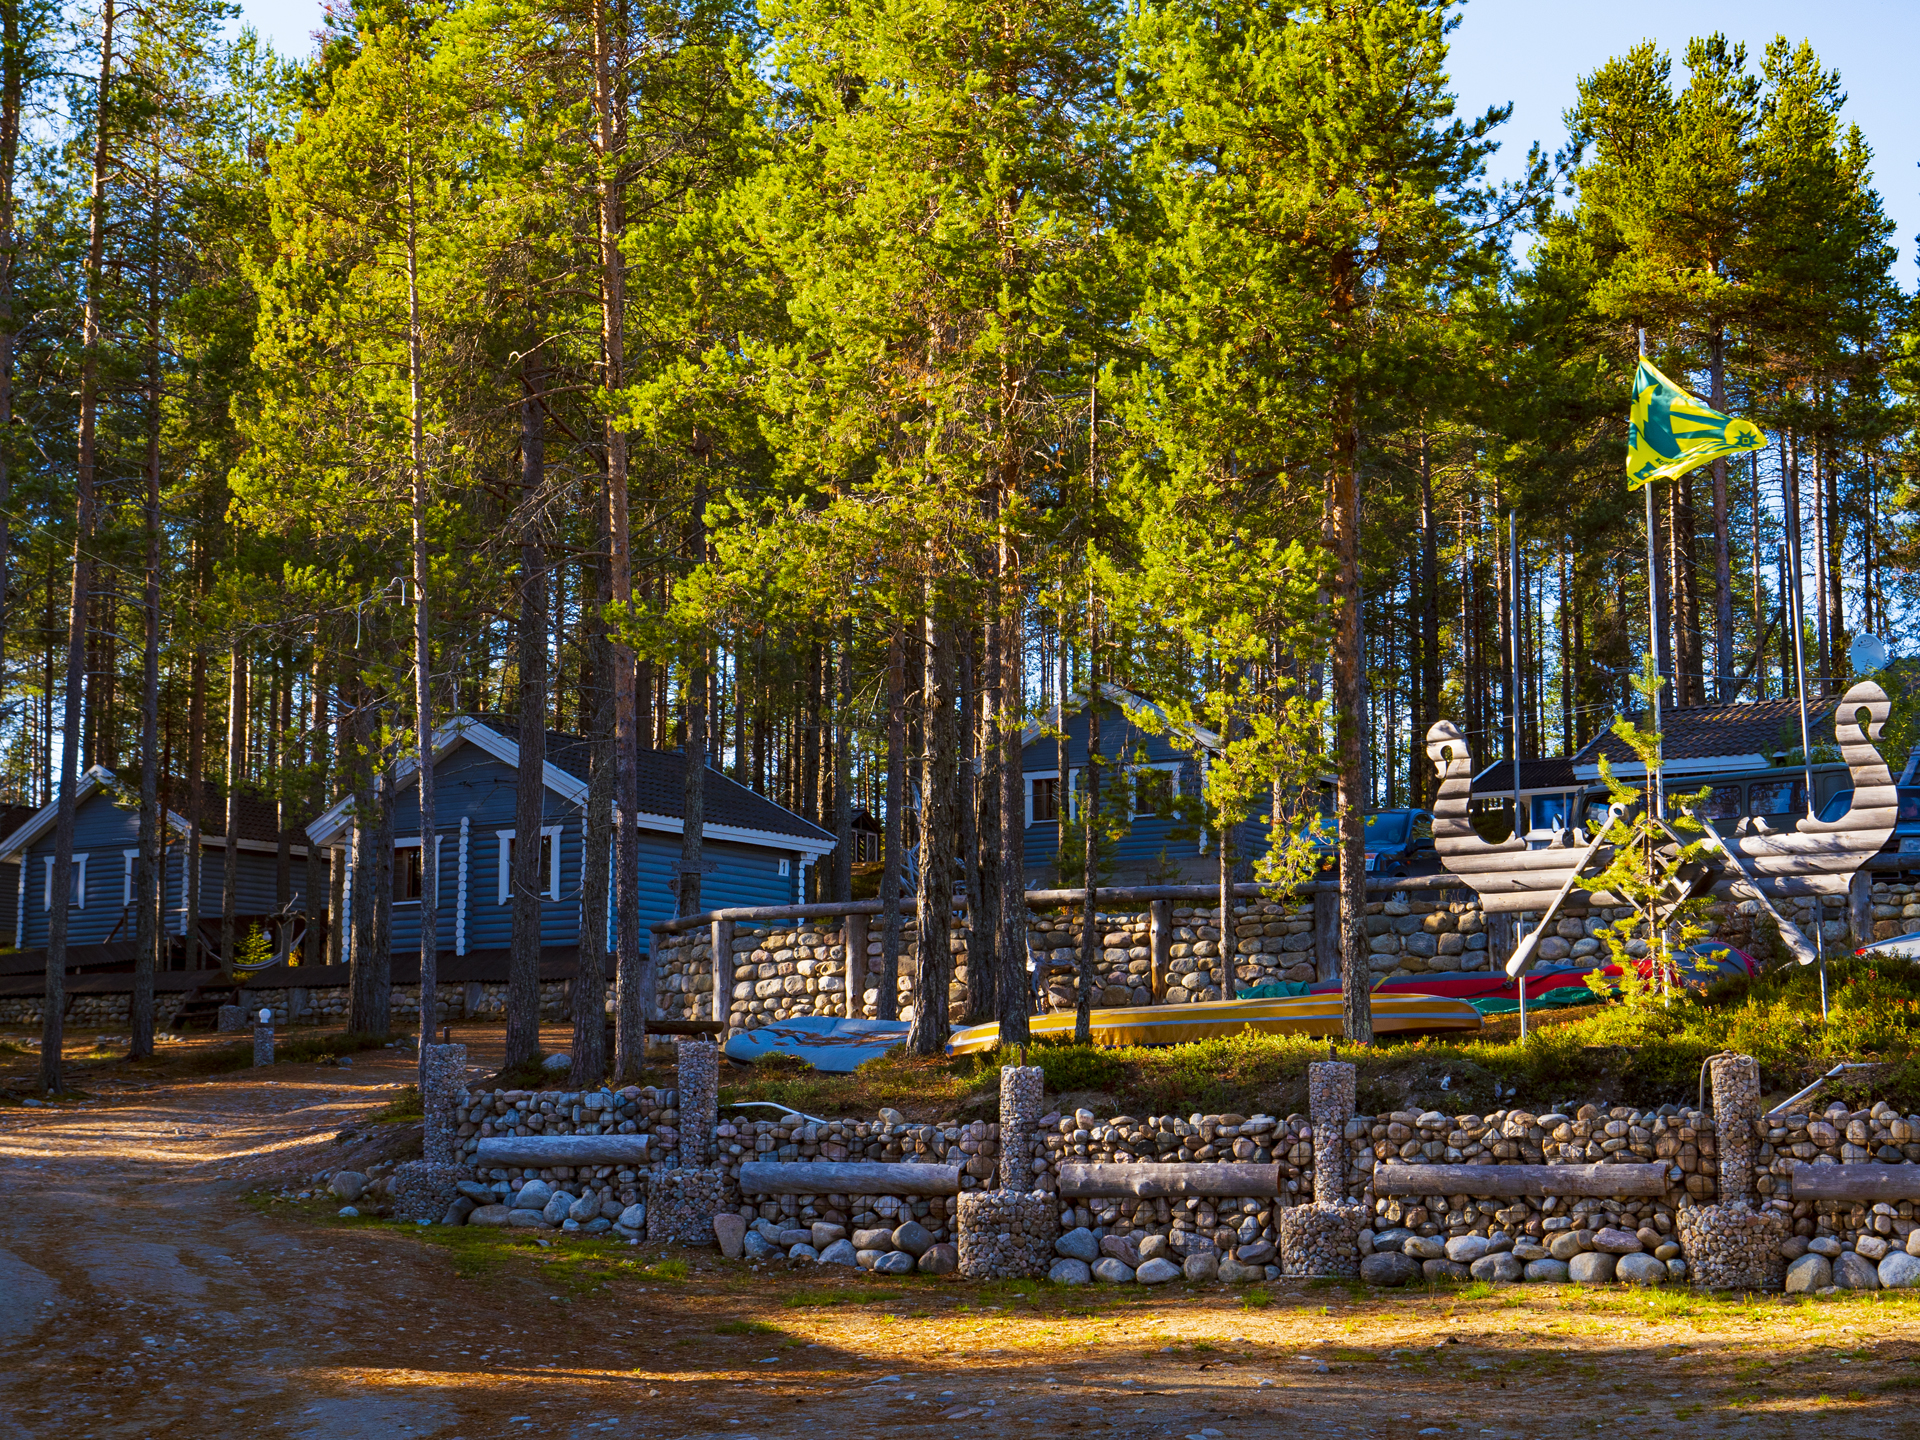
left=1057, top=1162, right=1283, bottom=1199
left=474, top=1135, right=653, bottom=1167
left=1788, top=1163, right=1920, bottom=1202
left=1371, top=1163, right=1672, bottom=1199
left=737, top=1161, right=962, bottom=1197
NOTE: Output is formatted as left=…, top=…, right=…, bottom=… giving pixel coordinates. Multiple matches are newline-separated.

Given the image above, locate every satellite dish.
left=1850, top=633, right=1890, bottom=675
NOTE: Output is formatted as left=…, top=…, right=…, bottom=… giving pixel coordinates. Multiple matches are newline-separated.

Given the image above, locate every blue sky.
left=231, top=0, right=1920, bottom=290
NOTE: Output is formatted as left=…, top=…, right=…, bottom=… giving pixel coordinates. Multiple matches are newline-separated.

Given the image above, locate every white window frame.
left=496, top=826, right=562, bottom=904
left=1126, top=762, right=1182, bottom=818
left=1055, top=763, right=1182, bottom=821
left=1023, top=770, right=1062, bottom=828
left=392, top=836, right=445, bottom=904
left=123, top=848, right=140, bottom=906
left=43, top=853, right=86, bottom=910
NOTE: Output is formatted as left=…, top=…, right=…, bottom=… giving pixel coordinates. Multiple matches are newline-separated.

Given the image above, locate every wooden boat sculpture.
left=1424, top=682, right=1898, bottom=967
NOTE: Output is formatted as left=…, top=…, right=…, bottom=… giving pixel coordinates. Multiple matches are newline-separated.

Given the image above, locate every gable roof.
left=0, top=767, right=313, bottom=863
left=305, top=715, right=836, bottom=855
left=1020, top=682, right=1223, bottom=754
left=1569, top=697, right=1832, bottom=780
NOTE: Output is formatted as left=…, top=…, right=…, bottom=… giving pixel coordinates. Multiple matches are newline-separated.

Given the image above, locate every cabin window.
left=1132, top=765, right=1178, bottom=818
left=42, top=854, right=86, bottom=910
left=1031, top=775, right=1060, bottom=824
left=496, top=827, right=561, bottom=903
left=393, top=837, right=445, bottom=902
left=123, top=849, right=140, bottom=905
left=778, top=857, right=790, bottom=877
left=394, top=842, right=424, bottom=901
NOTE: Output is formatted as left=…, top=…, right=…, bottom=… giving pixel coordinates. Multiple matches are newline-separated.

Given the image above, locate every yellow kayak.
left=945, top=991, right=1483, bottom=1055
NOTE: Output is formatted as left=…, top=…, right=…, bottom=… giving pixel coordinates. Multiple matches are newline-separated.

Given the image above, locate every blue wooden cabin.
left=0, top=768, right=307, bottom=955
left=304, top=716, right=837, bottom=962
left=1019, top=684, right=1285, bottom=886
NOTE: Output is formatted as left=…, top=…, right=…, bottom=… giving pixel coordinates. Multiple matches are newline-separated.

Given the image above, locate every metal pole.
left=1784, top=434, right=1822, bottom=1015
left=1509, top=509, right=1522, bottom=839
left=1638, top=331, right=1663, bottom=822
left=1511, top=509, right=1527, bottom=1046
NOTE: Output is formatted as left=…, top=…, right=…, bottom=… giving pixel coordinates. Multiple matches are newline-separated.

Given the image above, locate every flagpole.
left=1639, top=329, right=1664, bottom=822
left=1783, top=433, right=1825, bottom=1015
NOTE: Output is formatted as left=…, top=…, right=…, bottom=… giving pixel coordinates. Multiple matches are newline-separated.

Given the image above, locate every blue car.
left=1818, top=784, right=1920, bottom=869
left=1302, top=809, right=1437, bottom=877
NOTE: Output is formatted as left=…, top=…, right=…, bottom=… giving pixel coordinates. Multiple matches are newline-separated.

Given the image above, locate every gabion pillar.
left=1282, top=1058, right=1363, bottom=1278
left=1675, top=1053, right=1787, bottom=1290
left=1308, top=1060, right=1357, bottom=1203
left=956, top=1189, right=1056, bottom=1279
left=1708, top=1053, right=1762, bottom=1206
left=251, top=1009, right=275, bottom=1067
left=648, top=1169, right=723, bottom=1247
left=678, top=1039, right=720, bottom=1169
left=420, top=1042, right=468, bottom=1166
left=998, top=1065, right=1044, bottom=1191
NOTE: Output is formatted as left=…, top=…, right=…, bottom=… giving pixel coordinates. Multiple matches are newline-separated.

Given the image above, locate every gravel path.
left=1, top=1025, right=1916, bottom=1439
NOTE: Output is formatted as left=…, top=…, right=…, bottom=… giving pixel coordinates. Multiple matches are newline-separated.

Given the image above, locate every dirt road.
left=2, top=1025, right=1917, bottom=1439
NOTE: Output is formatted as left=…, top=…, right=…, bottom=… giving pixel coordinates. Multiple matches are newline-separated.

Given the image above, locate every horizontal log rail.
left=1788, top=1162, right=1920, bottom=1201
left=650, top=876, right=1467, bottom=936
left=473, top=1135, right=653, bottom=1167
left=1370, top=1162, right=1671, bottom=1198
left=736, top=1161, right=962, bottom=1197
left=1057, top=1162, right=1283, bottom=1198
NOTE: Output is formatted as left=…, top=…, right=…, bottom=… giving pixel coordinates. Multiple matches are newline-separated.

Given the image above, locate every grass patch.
left=1240, top=1288, right=1273, bottom=1310
left=277, top=1030, right=392, bottom=1065
left=714, top=1319, right=782, bottom=1335
left=178, top=1042, right=254, bottom=1075
left=782, top=1289, right=904, bottom=1307
left=368, top=1085, right=423, bottom=1123
left=706, top=956, right=1920, bottom=1115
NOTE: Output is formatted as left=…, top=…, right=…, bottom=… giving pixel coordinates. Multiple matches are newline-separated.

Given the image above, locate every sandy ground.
left=3, top=1024, right=1920, bottom=1440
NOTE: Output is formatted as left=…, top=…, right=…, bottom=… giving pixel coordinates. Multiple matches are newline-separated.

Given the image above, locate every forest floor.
left=4, top=1023, right=1920, bottom=1438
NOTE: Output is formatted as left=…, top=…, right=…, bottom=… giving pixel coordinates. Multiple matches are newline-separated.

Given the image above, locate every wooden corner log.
left=474, top=1135, right=653, bottom=1167
left=1788, top=1162, right=1920, bottom=1201
left=736, top=1161, right=962, bottom=1197
left=1057, top=1163, right=1283, bottom=1199
left=1371, top=1163, right=1671, bottom=1199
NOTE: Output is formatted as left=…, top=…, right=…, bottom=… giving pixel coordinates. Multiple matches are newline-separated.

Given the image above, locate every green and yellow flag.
left=1627, top=358, right=1766, bottom=489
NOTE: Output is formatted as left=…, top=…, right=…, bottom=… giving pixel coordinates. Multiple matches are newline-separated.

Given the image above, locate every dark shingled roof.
left=1470, top=758, right=1578, bottom=794
left=1571, top=697, right=1830, bottom=770
left=467, top=716, right=831, bottom=844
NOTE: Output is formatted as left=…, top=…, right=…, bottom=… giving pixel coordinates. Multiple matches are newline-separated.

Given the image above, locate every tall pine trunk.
left=594, top=0, right=645, bottom=1081
left=878, top=621, right=905, bottom=1021
left=908, top=600, right=954, bottom=1055
left=676, top=473, right=708, bottom=923
left=1331, top=351, right=1372, bottom=1043
left=132, top=199, right=162, bottom=1057
left=511, top=355, right=551, bottom=1072
left=305, top=635, right=328, bottom=965
left=0, top=0, right=22, bottom=745
left=44, top=0, right=116, bottom=1093
left=221, top=648, right=246, bottom=971
left=995, top=530, right=1028, bottom=1045
left=406, top=141, right=438, bottom=1063
left=832, top=618, right=852, bottom=902
left=579, top=478, right=616, bottom=1069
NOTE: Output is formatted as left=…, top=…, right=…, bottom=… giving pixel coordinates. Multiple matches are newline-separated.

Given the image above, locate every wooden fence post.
left=1313, top=890, right=1337, bottom=983
left=1148, top=899, right=1170, bottom=1001
left=844, top=911, right=867, bottom=1019
left=710, top=918, right=734, bottom=1034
